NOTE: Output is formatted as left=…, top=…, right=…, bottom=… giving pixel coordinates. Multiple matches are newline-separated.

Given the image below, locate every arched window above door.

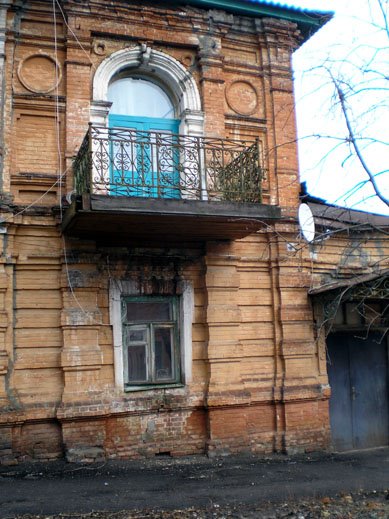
left=91, top=45, right=204, bottom=137
left=107, top=77, right=176, bottom=120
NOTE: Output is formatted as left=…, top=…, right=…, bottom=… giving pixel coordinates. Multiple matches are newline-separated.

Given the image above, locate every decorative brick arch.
left=91, top=45, right=204, bottom=136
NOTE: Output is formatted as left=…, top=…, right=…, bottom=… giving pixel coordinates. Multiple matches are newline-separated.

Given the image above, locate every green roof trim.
left=169, top=0, right=333, bottom=39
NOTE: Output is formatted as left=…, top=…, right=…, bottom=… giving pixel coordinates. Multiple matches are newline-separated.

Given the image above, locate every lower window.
left=122, top=296, right=180, bottom=386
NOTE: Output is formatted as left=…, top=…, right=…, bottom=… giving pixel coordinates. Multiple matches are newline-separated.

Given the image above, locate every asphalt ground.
left=0, top=447, right=388, bottom=518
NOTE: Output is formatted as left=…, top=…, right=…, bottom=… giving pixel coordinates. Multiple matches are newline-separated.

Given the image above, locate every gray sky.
left=288, top=0, right=389, bottom=215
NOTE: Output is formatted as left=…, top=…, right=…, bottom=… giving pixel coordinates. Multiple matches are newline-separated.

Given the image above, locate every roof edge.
left=169, top=0, right=333, bottom=40
left=309, top=269, right=389, bottom=296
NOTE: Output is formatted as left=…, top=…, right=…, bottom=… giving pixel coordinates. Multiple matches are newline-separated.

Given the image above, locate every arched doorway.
left=107, top=75, right=180, bottom=198
left=90, top=46, right=204, bottom=199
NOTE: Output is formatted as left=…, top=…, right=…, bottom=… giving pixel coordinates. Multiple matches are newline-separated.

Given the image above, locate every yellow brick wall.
left=0, top=0, right=346, bottom=463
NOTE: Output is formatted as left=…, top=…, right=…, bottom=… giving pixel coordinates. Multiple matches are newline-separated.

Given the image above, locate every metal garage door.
left=327, top=332, right=389, bottom=451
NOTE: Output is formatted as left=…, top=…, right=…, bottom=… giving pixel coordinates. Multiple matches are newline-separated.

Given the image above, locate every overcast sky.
left=283, top=0, right=389, bottom=215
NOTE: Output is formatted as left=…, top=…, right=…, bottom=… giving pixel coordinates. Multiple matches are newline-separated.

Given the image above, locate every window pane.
left=126, top=301, right=171, bottom=322
left=128, top=329, right=147, bottom=342
left=154, top=327, right=173, bottom=381
left=127, top=345, right=147, bottom=382
left=108, top=77, right=175, bottom=119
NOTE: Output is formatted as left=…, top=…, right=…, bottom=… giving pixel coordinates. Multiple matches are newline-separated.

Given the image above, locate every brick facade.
left=0, top=0, right=386, bottom=465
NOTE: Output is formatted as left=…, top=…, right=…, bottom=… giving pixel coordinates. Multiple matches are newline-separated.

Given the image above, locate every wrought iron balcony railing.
left=73, top=124, right=264, bottom=203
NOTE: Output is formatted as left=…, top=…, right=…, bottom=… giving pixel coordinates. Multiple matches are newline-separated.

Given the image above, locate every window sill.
left=124, top=383, right=184, bottom=392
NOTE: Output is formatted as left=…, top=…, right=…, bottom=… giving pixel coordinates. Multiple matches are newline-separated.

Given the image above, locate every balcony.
left=62, top=125, right=281, bottom=244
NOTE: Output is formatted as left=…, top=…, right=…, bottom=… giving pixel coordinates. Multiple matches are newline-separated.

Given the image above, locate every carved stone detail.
left=17, top=53, right=62, bottom=94
left=226, top=80, right=258, bottom=116
left=92, top=40, right=107, bottom=56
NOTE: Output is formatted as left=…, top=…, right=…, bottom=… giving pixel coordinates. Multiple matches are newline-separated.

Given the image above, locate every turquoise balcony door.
left=108, top=77, right=180, bottom=198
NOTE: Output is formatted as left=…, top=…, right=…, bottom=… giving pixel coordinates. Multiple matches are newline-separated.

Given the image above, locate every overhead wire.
left=54, top=0, right=95, bottom=69
left=0, top=168, right=69, bottom=224
left=52, top=0, right=62, bottom=216
left=50, top=0, right=102, bottom=325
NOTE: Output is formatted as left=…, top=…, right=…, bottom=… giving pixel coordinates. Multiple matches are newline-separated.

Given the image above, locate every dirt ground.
left=1, top=447, right=388, bottom=518
left=6, top=491, right=389, bottom=519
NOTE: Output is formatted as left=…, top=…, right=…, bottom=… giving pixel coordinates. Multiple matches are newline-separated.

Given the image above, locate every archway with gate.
left=312, top=275, right=389, bottom=451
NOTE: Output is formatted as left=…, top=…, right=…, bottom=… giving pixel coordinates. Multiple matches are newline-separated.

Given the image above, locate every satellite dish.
left=298, top=203, right=315, bottom=242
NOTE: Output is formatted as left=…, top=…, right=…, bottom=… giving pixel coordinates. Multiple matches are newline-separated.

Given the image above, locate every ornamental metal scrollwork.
left=73, top=125, right=264, bottom=202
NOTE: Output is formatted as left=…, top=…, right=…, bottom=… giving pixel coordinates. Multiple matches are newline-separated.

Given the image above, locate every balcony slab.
left=62, top=194, right=281, bottom=245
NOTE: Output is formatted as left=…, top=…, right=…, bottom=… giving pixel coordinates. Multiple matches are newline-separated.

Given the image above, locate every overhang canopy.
left=309, top=269, right=389, bottom=329
left=309, top=269, right=389, bottom=296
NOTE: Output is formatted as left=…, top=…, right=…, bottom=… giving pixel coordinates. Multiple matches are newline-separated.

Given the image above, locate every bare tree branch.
left=333, top=78, right=389, bottom=207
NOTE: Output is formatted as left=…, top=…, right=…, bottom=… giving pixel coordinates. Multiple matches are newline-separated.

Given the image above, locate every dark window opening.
left=122, top=296, right=180, bottom=386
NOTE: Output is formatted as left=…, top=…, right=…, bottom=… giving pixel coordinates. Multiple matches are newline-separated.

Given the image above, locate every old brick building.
left=0, top=0, right=387, bottom=464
